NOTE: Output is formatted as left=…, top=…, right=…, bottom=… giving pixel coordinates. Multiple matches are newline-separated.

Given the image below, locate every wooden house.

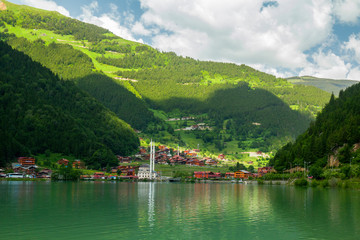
left=257, top=167, right=275, bottom=177
left=57, top=159, right=69, bottom=166
left=72, top=160, right=85, bottom=169
left=225, top=172, right=235, bottom=179
left=18, top=157, right=35, bottom=166
left=93, top=172, right=105, bottom=179
left=234, top=170, right=251, bottom=179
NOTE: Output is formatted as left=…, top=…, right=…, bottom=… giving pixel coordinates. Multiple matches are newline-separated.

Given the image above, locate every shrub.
left=311, top=179, right=319, bottom=187
left=257, top=179, right=264, bottom=185
left=329, top=177, right=338, bottom=188
left=294, top=178, right=308, bottom=187
left=320, top=180, right=329, bottom=188
left=309, top=166, right=323, bottom=179
left=340, top=180, right=351, bottom=189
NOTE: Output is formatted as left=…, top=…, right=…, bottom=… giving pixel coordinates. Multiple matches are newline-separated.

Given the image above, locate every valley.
left=0, top=0, right=354, bottom=171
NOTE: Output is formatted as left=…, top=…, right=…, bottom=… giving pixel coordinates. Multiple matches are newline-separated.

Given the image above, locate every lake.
left=1, top=181, right=359, bottom=240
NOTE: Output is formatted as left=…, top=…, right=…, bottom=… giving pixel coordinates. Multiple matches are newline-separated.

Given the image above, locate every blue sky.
left=7, top=0, right=360, bottom=80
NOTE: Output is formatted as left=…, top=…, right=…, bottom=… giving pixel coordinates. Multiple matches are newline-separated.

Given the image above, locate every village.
left=0, top=144, right=276, bottom=181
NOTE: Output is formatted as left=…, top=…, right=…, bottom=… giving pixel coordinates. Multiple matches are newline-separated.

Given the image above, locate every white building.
left=137, top=164, right=157, bottom=179
left=137, top=140, right=158, bottom=179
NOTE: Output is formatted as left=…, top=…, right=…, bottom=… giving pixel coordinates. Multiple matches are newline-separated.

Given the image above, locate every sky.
left=6, top=0, right=360, bottom=80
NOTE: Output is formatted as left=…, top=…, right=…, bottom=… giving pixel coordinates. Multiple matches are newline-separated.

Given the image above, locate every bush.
left=257, top=179, right=264, bottom=185
left=309, top=166, right=323, bottom=179
left=322, top=169, right=344, bottom=179
left=329, top=177, right=338, bottom=187
left=294, top=178, right=308, bottom=187
left=311, top=179, right=319, bottom=187
left=320, top=180, right=329, bottom=188
left=340, top=180, right=351, bottom=189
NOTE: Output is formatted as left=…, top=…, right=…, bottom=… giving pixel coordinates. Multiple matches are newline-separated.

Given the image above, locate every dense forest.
left=271, top=83, right=360, bottom=172
left=0, top=1, right=110, bottom=42
left=0, top=41, right=139, bottom=168
left=1, top=35, right=157, bottom=131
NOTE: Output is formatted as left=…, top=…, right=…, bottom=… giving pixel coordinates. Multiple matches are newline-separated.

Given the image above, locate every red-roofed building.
left=72, top=160, right=85, bottom=169
left=57, top=159, right=69, bottom=166
left=194, top=171, right=221, bottom=179
left=18, top=157, right=35, bottom=166
left=258, top=167, right=275, bottom=177
left=93, top=172, right=105, bottom=179
left=234, top=170, right=251, bottom=179
left=225, top=172, right=234, bottom=179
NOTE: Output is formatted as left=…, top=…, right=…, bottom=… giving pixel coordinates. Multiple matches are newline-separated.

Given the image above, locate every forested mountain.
left=271, top=83, right=360, bottom=171
left=0, top=41, right=139, bottom=167
left=0, top=0, right=332, bottom=155
left=287, top=76, right=358, bottom=96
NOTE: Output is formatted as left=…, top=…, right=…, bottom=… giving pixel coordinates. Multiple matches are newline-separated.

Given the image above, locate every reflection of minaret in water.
left=150, top=140, right=155, bottom=180
left=148, top=182, right=155, bottom=227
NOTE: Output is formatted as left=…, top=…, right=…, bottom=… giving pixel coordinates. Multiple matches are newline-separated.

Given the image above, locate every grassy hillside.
left=287, top=76, right=358, bottom=96
left=0, top=1, right=332, bottom=156
left=0, top=41, right=139, bottom=168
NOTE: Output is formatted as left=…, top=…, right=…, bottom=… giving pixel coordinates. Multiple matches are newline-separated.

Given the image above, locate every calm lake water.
left=1, top=181, right=359, bottom=240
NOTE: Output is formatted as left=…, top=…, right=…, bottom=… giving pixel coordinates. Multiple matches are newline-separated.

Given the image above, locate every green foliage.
left=229, top=162, right=247, bottom=172
left=173, top=171, right=192, bottom=178
left=97, top=48, right=167, bottom=69
left=90, top=41, right=131, bottom=54
left=309, top=166, right=324, bottom=179
left=257, top=178, right=264, bottom=184
left=271, top=83, right=360, bottom=171
left=0, top=1, right=333, bottom=157
left=0, top=6, right=110, bottom=42
left=310, top=179, right=319, bottom=187
left=262, top=173, right=291, bottom=180
left=321, top=170, right=344, bottom=179
left=4, top=36, right=157, bottom=131
left=86, top=148, right=118, bottom=170
left=0, top=41, right=139, bottom=166
left=294, top=178, right=308, bottom=187
left=8, top=37, right=94, bottom=79
left=52, top=164, right=81, bottom=181
left=76, top=74, right=158, bottom=130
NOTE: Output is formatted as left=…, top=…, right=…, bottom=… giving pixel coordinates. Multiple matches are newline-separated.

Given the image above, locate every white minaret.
left=150, top=140, right=153, bottom=180
left=152, top=141, right=155, bottom=178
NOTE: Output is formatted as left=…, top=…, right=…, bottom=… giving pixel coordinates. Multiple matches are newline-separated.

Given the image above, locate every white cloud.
left=299, top=50, right=351, bottom=79
left=21, top=0, right=70, bottom=17
left=77, top=1, right=143, bottom=43
left=333, top=0, right=360, bottom=23
left=138, top=0, right=334, bottom=70
left=343, top=33, right=360, bottom=64
left=131, top=22, right=152, bottom=36
left=347, top=67, right=360, bottom=80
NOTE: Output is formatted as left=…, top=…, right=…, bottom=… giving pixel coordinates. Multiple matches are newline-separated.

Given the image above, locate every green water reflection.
left=0, top=182, right=359, bottom=240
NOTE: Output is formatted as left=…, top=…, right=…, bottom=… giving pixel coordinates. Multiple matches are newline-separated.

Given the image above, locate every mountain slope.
left=0, top=41, right=139, bottom=167
left=0, top=1, right=332, bottom=154
left=287, top=76, right=358, bottom=96
left=271, top=84, right=360, bottom=171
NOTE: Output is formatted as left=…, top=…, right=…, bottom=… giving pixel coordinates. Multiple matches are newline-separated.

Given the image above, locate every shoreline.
left=2, top=178, right=360, bottom=189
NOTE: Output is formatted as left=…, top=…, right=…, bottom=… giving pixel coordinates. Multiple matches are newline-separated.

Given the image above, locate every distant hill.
left=0, top=41, right=139, bottom=168
left=287, top=76, right=358, bottom=96
left=0, top=0, right=333, bottom=154
left=270, top=82, right=360, bottom=172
